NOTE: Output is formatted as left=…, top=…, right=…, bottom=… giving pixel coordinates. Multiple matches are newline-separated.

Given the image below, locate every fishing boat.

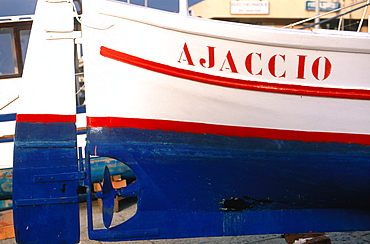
left=0, top=9, right=134, bottom=208
left=12, top=0, right=370, bottom=243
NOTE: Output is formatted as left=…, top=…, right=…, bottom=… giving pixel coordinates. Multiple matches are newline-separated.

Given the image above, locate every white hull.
left=84, top=0, right=370, bottom=142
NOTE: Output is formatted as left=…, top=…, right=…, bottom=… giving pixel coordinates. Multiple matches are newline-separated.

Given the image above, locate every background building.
left=189, top=0, right=369, bottom=31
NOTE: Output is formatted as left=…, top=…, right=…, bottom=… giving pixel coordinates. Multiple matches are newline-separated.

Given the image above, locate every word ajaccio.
left=178, top=43, right=332, bottom=81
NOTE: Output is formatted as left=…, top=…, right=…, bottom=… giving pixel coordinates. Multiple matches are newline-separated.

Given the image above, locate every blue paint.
left=87, top=126, right=370, bottom=241
left=0, top=113, right=16, bottom=123
left=76, top=105, right=86, bottom=114
left=0, top=157, right=134, bottom=203
left=13, top=121, right=80, bottom=244
left=0, top=138, right=14, bottom=143
left=96, top=166, right=116, bottom=228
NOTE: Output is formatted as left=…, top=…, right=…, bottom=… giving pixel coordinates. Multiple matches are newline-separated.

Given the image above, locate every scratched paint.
left=0, top=157, right=135, bottom=201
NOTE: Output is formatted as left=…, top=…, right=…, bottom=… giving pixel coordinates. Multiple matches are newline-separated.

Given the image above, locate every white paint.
left=18, top=0, right=76, bottom=115
left=83, top=0, right=370, bottom=135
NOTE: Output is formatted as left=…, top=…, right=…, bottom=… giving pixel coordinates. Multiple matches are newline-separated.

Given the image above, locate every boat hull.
left=82, top=0, right=370, bottom=240
left=87, top=125, right=370, bottom=240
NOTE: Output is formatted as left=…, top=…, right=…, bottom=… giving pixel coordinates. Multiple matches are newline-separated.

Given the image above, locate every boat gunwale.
left=94, top=0, right=370, bottom=54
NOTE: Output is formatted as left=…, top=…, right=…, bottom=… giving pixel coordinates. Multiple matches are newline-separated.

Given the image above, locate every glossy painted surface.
left=86, top=126, right=370, bottom=241
left=82, top=0, right=370, bottom=241
left=13, top=120, right=80, bottom=244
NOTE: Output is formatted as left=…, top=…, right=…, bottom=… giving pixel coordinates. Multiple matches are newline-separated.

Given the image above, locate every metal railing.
left=283, top=0, right=370, bottom=31
left=0, top=15, right=33, bottom=23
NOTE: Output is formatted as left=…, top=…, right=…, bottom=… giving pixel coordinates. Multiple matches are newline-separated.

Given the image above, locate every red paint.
left=199, top=46, right=215, bottom=68
left=16, top=114, right=76, bottom=123
left=268, top=54, right=286, bottom=78
left=100, top=46, right=370, bottom=100
left=312, top=57, right=332, bottom=81
left=296, top=55, right=307, bottom=80
left=178, top=43, right=194, bottom=66
left=87, top=116, right=370, bottom=146
left=179, top=43, right=332, bottom=81
left=220, top=51, right=238, bottom=73
left=245, top=52, right=262, bottom=76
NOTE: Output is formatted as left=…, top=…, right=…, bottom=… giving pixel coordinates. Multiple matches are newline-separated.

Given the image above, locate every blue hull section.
left=87, top=127, right=370, bottom=241
left=0, top=157, right=134, bottom=204
left=13, top=121, right=80, bottom=244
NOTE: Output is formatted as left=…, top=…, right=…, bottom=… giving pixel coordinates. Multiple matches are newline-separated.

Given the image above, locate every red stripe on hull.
left=87, top=117, right=370, bottom=146
left=16, top=114, right=76, bottom=123
left=100, top=46, right=370, bottom=100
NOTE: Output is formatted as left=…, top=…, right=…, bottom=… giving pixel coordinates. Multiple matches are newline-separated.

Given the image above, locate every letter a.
left=220, top=51, right=238, bottom=73
left=178, top=43, right=195, bottom=66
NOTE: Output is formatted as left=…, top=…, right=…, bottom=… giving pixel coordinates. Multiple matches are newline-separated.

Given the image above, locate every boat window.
left=20, top=30, right=30, bottom=64
left=0, top=22, right=32, bottom=80
left=0, top=28, right=18, bottom=76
